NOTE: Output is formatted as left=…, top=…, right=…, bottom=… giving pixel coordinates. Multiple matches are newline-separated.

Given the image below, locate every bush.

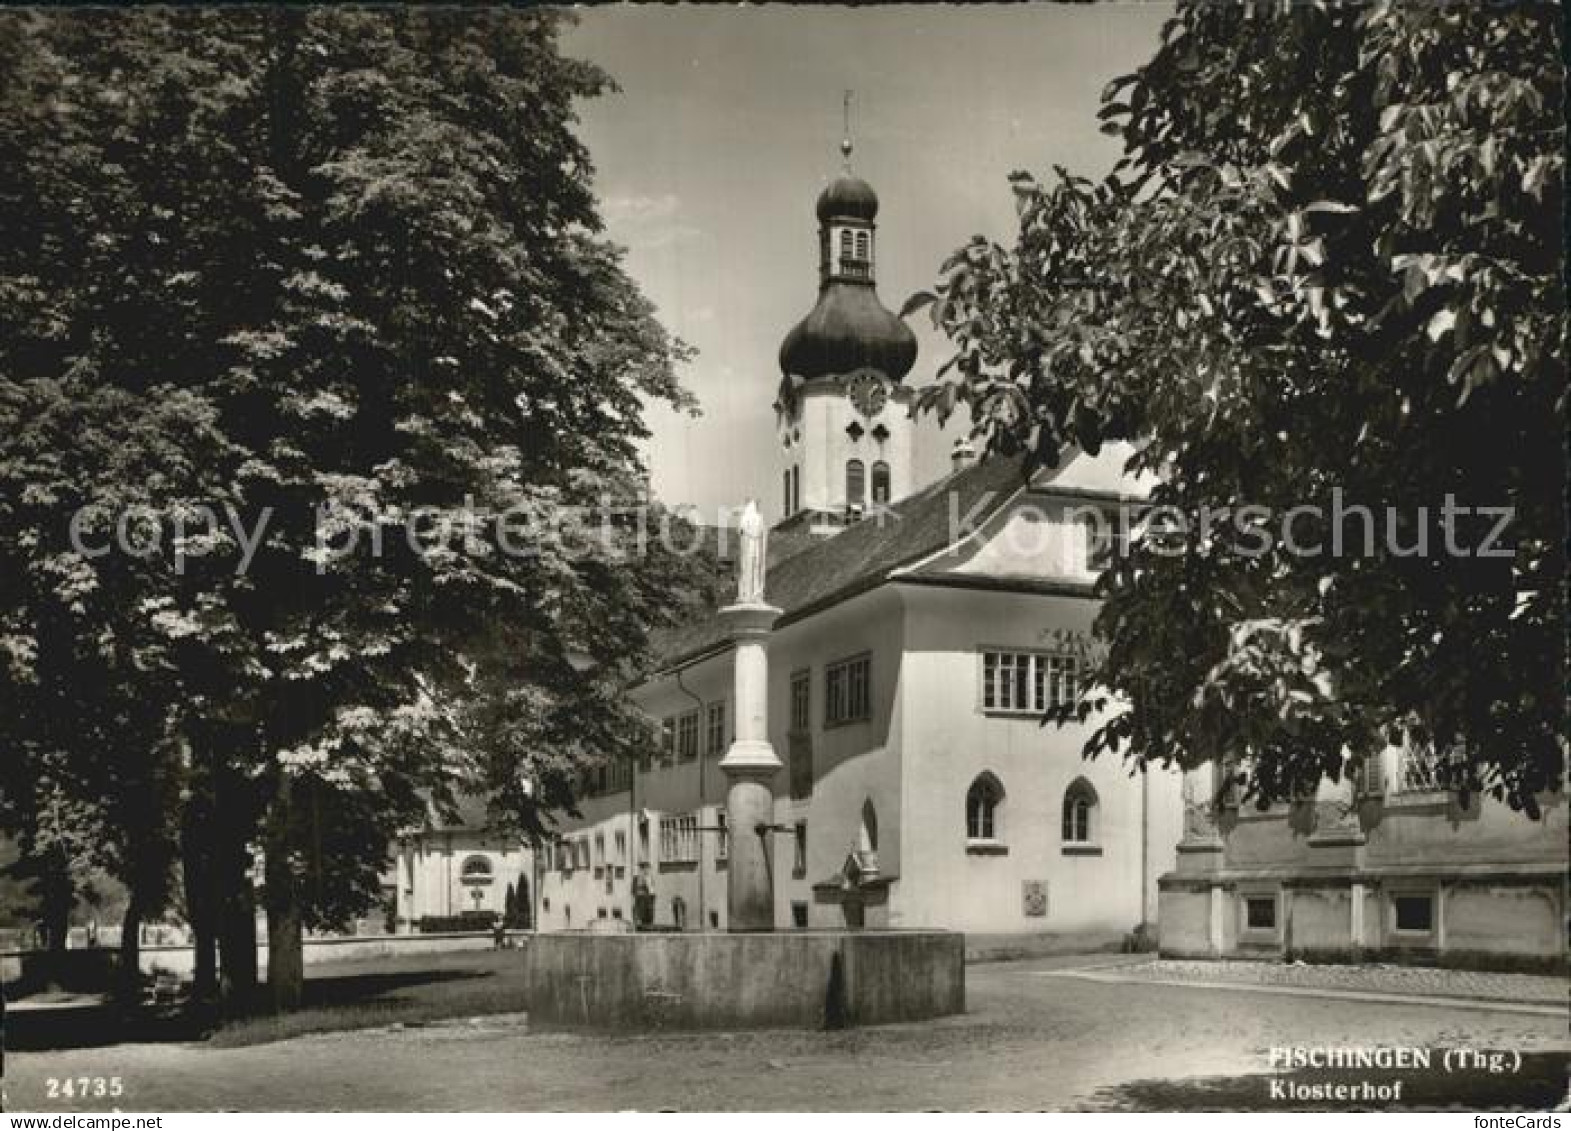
left=416, top=911, right=497, bottom=934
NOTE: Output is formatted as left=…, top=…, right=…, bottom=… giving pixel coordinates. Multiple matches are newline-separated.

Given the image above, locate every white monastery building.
left=533, top=151, right=1183, bottom=940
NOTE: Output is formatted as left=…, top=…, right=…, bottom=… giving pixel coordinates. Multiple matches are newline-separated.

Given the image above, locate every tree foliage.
left=914, top=1, right=1564, bottom=811
left=0, top=8, right=701, bottom=1002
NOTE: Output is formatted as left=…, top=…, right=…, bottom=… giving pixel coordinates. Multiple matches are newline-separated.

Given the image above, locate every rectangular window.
left=593, top=833, right=605, bottom=868
left=825, top=653, right=871, bottom=726
left=658, top=814, right=699, bottom=865
left=1245, top=896, right=1276, bottom=931
left=613, top=829, right=627, bottom=866
left=677, top=710, right=700, bottom=763
left=706, top=701, right=727, bottom=758
left=982, top=650, right=1081, bottom=714
left=1393, top=895, right=1434, bottom=934
left=715, top=809, right=728, bottom=862
left=785, top=672, right=810, bottom=732
left=791, top=901, right=809, bottom=929
left=793, top=820, right=807, bottom=877
left=660, top=718, right=676, bottom=767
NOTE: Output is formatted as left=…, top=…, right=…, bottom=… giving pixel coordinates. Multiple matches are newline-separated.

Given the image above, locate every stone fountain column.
left=718, top=501, right=782, bottom=932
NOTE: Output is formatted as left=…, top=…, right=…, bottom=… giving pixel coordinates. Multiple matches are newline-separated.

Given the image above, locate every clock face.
left=849, top=374, right=888, bottom=417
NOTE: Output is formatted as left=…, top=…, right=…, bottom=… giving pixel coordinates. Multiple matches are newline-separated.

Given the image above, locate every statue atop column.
left=737, top=499, right=768, bottom=605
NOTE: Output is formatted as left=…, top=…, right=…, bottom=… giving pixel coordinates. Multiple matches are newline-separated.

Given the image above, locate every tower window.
left=839, top=229, right=853, bottom=260
left=855, top=230, right=869, bottom=261
left=871, top=461, right=890, bottom=504
left=846, top=459, right=866, bottom=508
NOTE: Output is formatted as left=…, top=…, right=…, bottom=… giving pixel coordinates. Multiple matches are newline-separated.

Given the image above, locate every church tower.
left=775, top=131, right=918, bottom=529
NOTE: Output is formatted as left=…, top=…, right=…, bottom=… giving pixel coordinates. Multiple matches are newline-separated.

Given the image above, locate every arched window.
left=965, top=773, right=1004, bottom=842
left=1062, top=779, right=1098, bottom=845
left=460, top=855, right=494, bottom=884
left=839, top=229, right=853, bottom=262
left=871, top=461, right=890, bottom=504
left=846, top=459, right=866, bottom=508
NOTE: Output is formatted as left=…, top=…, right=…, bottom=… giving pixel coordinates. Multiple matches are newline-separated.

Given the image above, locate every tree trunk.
left=214, top=820, right=259, bottom=1012
left=264, top=781, right=303, bottom=1013
left=116, top=891, right=142, bottom=1006
left=181, top=807, right=218, bottom=1001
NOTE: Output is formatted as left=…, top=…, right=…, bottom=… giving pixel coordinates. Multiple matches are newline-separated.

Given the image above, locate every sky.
left=562, top=4, right=1172, bottom=515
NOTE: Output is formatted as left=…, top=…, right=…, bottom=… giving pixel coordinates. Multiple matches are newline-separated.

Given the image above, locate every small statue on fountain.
left=737, top=499, right=768, bottom=604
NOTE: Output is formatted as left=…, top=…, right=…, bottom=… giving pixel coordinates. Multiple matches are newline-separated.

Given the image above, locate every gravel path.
left=1078, top=959, right=1566, bottom=1006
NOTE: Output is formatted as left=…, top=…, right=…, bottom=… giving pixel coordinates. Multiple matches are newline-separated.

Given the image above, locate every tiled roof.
left=648, top=455, right=1032, bottom=671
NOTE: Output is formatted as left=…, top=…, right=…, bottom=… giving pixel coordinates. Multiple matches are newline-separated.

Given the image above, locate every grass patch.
left=209, top=949, right=534, bottom=1048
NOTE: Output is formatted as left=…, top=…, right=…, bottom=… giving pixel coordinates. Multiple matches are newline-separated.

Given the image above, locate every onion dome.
left=816, top=175, right=879, bottom=224
left=779, top=284, right=917, bottom=383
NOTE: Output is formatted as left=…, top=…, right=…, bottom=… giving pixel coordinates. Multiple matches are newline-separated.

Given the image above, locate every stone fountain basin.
left=520, top=929, right=964, bottom=1030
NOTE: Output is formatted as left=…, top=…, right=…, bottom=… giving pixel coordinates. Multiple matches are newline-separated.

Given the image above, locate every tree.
left=913, top=1, right=1564, bottom=811
left=0, top=8, right=701, bottom=1011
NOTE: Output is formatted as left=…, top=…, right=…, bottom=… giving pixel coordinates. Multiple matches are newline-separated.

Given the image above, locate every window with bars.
left=659, top=814, right=699, bottom=865
left=825, top=653, right=871, bottom=726
left=785, top=672, right=810, bottom=732
left=981, top=650, right=1081, bottom=714
left=1397, top=741, right=1459, bottom=793
left=677, top=710, right=700, bottom=763
left=705, top=701, right=726, bottom=758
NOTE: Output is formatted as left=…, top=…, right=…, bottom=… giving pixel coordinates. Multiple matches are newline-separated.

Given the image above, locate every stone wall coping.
left=1, top=929, right=527, bottom=960
left=1159, top=861, right=1562, bottom=891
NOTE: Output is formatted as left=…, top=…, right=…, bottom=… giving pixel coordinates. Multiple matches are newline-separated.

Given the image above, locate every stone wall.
left=2, top=930, right=520, bottom=992
left=1158, top=869, right=1566, bottom=973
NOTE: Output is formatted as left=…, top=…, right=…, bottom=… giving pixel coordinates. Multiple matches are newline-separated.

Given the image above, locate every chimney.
left=951, top=437, right=977, bottom=472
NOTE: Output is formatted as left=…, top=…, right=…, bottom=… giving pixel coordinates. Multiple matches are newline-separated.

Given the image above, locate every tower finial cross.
left=840, top=89, right=854, bottom=169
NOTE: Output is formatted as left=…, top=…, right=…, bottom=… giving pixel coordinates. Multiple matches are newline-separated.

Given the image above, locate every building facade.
left=392, top=798, right=534, bottom=932
left=535, top=153, right=1180, bottom=940
left=1159, top=753, right=1567, bottom=971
